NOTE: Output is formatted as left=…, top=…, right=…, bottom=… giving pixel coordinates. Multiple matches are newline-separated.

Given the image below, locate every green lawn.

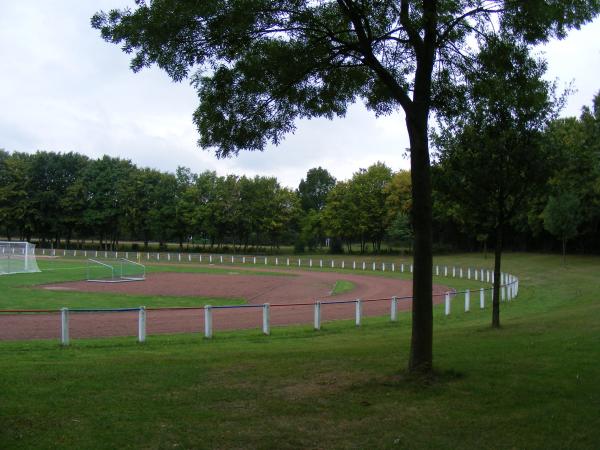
left=1, top=253, right=599, bottom=448
left=331, top=279, right=356, bottom=295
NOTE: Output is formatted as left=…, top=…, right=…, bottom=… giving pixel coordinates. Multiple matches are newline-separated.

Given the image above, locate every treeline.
left=1, top=93, right=598, bottom=254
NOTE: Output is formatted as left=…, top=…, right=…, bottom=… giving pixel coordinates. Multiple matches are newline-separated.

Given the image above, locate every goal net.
left=0, top=241, right=41, bottom=275
left=87, top=258, right=146, bottom=283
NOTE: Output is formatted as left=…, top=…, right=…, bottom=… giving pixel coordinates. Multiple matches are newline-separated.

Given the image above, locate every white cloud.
left=0, top=2, right=598, bottom=189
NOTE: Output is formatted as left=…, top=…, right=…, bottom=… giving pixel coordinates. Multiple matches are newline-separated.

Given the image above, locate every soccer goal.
left=0, top=241, right=41, bottom=275
left=87, top=258, right=146, bottom=283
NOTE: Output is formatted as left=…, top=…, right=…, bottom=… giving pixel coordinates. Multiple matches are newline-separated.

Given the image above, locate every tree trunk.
left=492, top=226, right=503, bottom=328
left=407, top=114, right=433, bottom=374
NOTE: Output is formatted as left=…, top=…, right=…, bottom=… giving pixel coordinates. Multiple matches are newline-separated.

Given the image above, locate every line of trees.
left=1, top=92, right=598, bottom=254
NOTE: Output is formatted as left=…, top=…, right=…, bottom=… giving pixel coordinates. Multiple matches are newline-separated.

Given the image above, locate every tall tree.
left=543, top=192, right=582, bottom=264
left=434, top=37, right=559, bottom=328
left=93, top=1, right=599, bottom=374
left=298, top=167, right=336, bottom=212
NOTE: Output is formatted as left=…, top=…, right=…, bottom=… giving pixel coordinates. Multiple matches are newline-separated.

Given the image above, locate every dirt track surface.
left=0, top=269, right=449, bottom=341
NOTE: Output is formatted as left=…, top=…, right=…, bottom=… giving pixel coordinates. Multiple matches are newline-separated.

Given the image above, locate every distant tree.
left=387, top=211, right=413, bottom=252
left=434, top=37, right=559, bottom=328
left=94, top=0, right=600, bottom=374
left=543, top=192, right=582, bottom=264
left=350, top=163, right=393, bottom=252
left=0, top=151, right=29, bottom=240
left=298, top=167, right=336, bottom=212
left=322, top=181, right=357, bottom=253
left=80, top=156, right=136, bottom=250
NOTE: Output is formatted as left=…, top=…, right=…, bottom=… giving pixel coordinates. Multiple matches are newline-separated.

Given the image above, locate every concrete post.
left=138, top=307, right=146, bottom=343
left=391, top=296, right=398, bottom=322
left=465, top=289, right=470, bottom=312
left=262, top=304, right=270, bottom=335
left=314, top=302, right=321, bottom=330
left=204, top=305, right=213, bottom=338
left=480, top=288, right=485, bottom=309
left=61, top=307, right=69, bottom=346
left=355, top=300, right=362, bottom=327
left=445, top=292, right=451, bottom=316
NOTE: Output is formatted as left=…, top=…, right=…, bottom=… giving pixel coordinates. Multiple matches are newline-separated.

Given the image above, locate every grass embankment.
left=1, top=253, right=599, bottom=448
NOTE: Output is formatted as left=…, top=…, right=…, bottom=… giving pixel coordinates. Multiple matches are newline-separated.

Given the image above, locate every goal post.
left=87, top=258, right=145, bottom=283
left=0, top=241, right=41, bottom=275
left=120, top=258, right=146, bottom=281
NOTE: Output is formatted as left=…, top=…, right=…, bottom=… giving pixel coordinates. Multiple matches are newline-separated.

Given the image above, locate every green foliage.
left=543, top=192, right=582, bottom=262
left=297, top=167, right=336, bottom=212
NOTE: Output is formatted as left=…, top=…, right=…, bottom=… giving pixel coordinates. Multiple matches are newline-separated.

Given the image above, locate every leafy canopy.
left=92, top=1, right=600, bottom=156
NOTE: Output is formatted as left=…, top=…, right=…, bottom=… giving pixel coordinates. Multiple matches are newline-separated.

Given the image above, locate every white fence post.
left=319, top=259, right=323, bottom=268
left=465, top=289, right=470, bottom=312
left=391, top=263, right=395, bottom=272
left=355, top=299, right=362, bottom=327
left=436, top=265, right=439, bottom=276
left=372, top=262, right=376, bottom=271
left=314, top=302, right=321, bottom=330
left=204, top=305, right=213, bottom=338
left=468, top=268, right=471, bottom=279
left=444, top=266, right=448, bottom=276
left=362, top=262, right=365, bottom=270
left=460, top=268, right=463, bottom=278
left=480, top=288, right=485, bottom=309
left=61, top=307, right=69, bottom=346
left=391, top=296, right=398, bottom=322
left=310, top=259, right=313, bottom=267
left=138, top=307, right=146, bottom=343
left=410, top=264, right=413, bottom=273
left=253, top=256, right=256, bottom=264
left=401, top=263, right=404, bottom=272
left=342, top=261, right=345, bottom=269
left=445, top=292, right=451, bottom=316
left=452, top=267, right=456, bottom=277
left=262, top=304, right=270, bottom=335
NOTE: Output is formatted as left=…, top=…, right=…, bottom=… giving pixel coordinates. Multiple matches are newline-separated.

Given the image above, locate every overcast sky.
left=1, top=2, right=599, bottom=188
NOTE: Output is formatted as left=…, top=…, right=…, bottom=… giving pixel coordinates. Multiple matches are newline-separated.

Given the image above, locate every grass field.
left=1, top=253, right=599, bottom=448
left=0, top=260, right=301, bottom=310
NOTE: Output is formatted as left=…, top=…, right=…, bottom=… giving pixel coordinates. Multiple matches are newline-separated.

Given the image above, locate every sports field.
left=1, top=253, right=599, bottom=448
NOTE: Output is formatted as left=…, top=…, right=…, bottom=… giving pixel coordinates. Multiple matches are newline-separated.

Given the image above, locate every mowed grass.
left=1, top=253, right=600, bottom=448
left=331, top=279, right=356, bottom=295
